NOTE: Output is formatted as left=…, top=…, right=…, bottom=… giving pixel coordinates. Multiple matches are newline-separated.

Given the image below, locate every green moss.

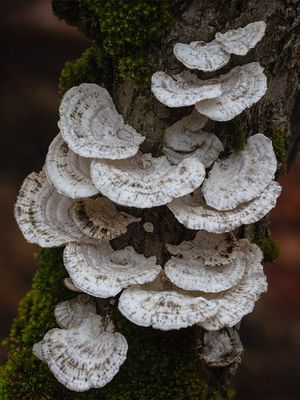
left=270, top=130, right=286, bottom=163
left=231, top=129, right=247, bottom=152
left=255, top=237, right=280, bottom=263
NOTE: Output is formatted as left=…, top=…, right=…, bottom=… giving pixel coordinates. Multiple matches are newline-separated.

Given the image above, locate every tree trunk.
left=1, top=1, right=300, bottom=399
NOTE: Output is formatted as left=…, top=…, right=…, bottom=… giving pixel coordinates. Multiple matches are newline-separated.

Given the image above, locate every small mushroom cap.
left=45, top=133, right=98, bottom=199
left=164, top=110, right=223, bottom=167
left=63, top=241, right=161, bottom=298
left=168, top=181, right=282, bottom=233
left=199, top=240, right=267, bottom=330
left=118, top=273, right=218, bottom=330
left=143, top=222, right=154, bottom=232
left=202, top=134, right=277, bottom=210
left=58, top=83, right=145, bottom=159
left=165, top=239, right=246, bottom=293
left=202, top=328, right=243, bottom=367
left=63, top=277, right=82, bottom=292
left=215, top=21, right=266, bottom=56
left=174, top=40, right=231, bottom=72
left=32, top=341, right=44, bottom=362
left=166, top=231, right=239, bottom=266
left=151, top=70, right=222, bottom=107
left=14, top=170, right=84, bottom=247
left=41, top=313, right=128, bottom=391
left=54, top=294, right=96, bottom=328
left=91, top=153, right=206, bottom=208
left=195, top=63, right=267, bottom=121
left=71, top=197, right=141, bottom=240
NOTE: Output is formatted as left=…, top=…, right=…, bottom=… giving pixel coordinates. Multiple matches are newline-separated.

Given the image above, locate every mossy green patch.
left=255, top=237, right=280, bottom=263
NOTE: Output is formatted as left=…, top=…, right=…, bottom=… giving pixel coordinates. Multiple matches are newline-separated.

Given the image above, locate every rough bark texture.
left=1, top=1, right=300, bottom=399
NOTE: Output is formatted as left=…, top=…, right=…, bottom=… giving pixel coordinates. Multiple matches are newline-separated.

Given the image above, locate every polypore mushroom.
left=63, top=241, right=161, bottom=298
left=215, top=21, right=266, bottom=56
left=195, top=62, right=267, bottom=121
left=58, top=83, right=145, bottom=159
left=202, top=134, right=277, bottom=210
left=14, top=170, right=84, bottom=247
left=63, top=277, right=82, bottom=293
left=168, top=182, right=281, bottom=233
left=91, top=152, right=206, bottom=208
left=45, top=133, right=98, bottom=199
left=151, top=70, right=222, bottom=107
left=164, top=239, right=246, bottom=292
left=202, top=328, right=243, bottom=367
left=54, top=294, right=96, bottom=328
left=118, top=272, right=218, bottom=330
left=35, top=313, right=128, bottom=391
left=71, top=197, right=141, bottom=240
left=164, top=110, right=223, bottom=167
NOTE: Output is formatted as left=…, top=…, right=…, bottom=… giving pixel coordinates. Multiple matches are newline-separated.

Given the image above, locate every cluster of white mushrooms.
left=15, top=21, right=281, bottom=392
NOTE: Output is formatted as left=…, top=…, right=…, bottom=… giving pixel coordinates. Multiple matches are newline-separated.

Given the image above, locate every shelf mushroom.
left=58, top=83, right=145, bottom=159
left=33, top=313, right=128, bottom=392
left=54, top=294, right=96, bottom=329
left=91, top=152, right=206, bottom=208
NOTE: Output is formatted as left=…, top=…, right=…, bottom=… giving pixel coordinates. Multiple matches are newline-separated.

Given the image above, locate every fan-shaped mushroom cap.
left=166, top=231, right=239, bottom=266
left=118, top=273, right=218, bottom=330
left=63, top=241, right=161, bottom=298
left=202, top=134, right=277, bottom=210
left=200, top=240, right=267, bottom=330
left=165, top=238, right=245, bottom=293
left=168, top=182, right=281, bottom=233
left=58, top=83, right=145, bottom=159
left=45, top=134, right=98, bottom=199
left=151, top=70, right=222, bottom=107
left=14, top=170, right=84, bottom=247
left=71, top=197, right=141, bottom=240
left=63, top=277, right=82, bottom=292
left=54, top=294, right=96, bottom=328
left=195, top=63, right=267, bottom=121
left=91, top=152, right=206, bottom=208
left=32, top=341, right=44, bottom=362
left=40, top=313, right=128, bottom=391
left=215, top=21, right=266, bottom=56
left=202, top=328, right=243, bottom=367
left=164, top=110, right=223, bottom=167
left=174, top=40, right=231, bottom=72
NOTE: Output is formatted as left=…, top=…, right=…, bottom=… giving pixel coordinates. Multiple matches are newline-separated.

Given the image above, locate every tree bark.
left=1, top=1, right=300, bottom=399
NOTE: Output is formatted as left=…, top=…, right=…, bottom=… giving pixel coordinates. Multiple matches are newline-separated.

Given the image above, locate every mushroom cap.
left=167, top=181, right=281, bottom=233
left=63, top=277, right=82, bottom=293
left=54, top=294, right=96, bottom=328
left=151, top=70, right=222, bottom=107
left=166, top=231, right=239, bottom=266
left=14, top=170, right=84, bottom=247
left=215, top=21, right=266, bottom=56
left=164, top=110, right=223, bottom=167
left=202, top=134, right=277, bottom=210
left=90, top=152, right=206, bottom=208
left=118, top=273, right=218, bottom=330
left=199, top=240, right=267, bottom=330
left=45, top=133, right=98, bottom=199
left=40, top=313, right=128, bottom=391
left=202, top=328, right=243, bottom=367
left=58, top=83, right=145, bottom=159
left=63, top=241, right=161, bottom=298
left=32, top=341, right=44, bottom=362
left=71, top=197, right=141, bottom=240
left=195, top=62, right=267, bottom=121
left=173, top=39, right=231, bottom=72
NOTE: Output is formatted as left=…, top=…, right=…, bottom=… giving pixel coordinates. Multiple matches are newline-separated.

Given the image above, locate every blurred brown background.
left=0, top=1, right=299, bottom=399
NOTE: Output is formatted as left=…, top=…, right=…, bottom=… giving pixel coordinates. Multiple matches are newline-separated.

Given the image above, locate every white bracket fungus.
left=91, top=152, right=206, bottom=208
left=58, top=83, right=145, bottom=159
left=71, top=197, right=141, bottom=240
left=45, top=133, right=98, bottom=199
left=168, top=182, right=282, bottom=233
left=195, top=63, right=267, bottom=121
left=54, top=294, right=96, bottom=329
left=202, top=134, right=277, bottom=210
left=63, top=277, right=82, bottom=293
left=34, top=313, right=128, bottom=392
left=202, top=328, right=243, bottom=367
left=151, top=70, right=222, bottom=107
left=14, top=170, right=84, bottom=247
left=164, top=110, right=223, bottom=167
left=63, top=241, right=161, bottom=298
left=118, top=273, right=218, bottom=330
